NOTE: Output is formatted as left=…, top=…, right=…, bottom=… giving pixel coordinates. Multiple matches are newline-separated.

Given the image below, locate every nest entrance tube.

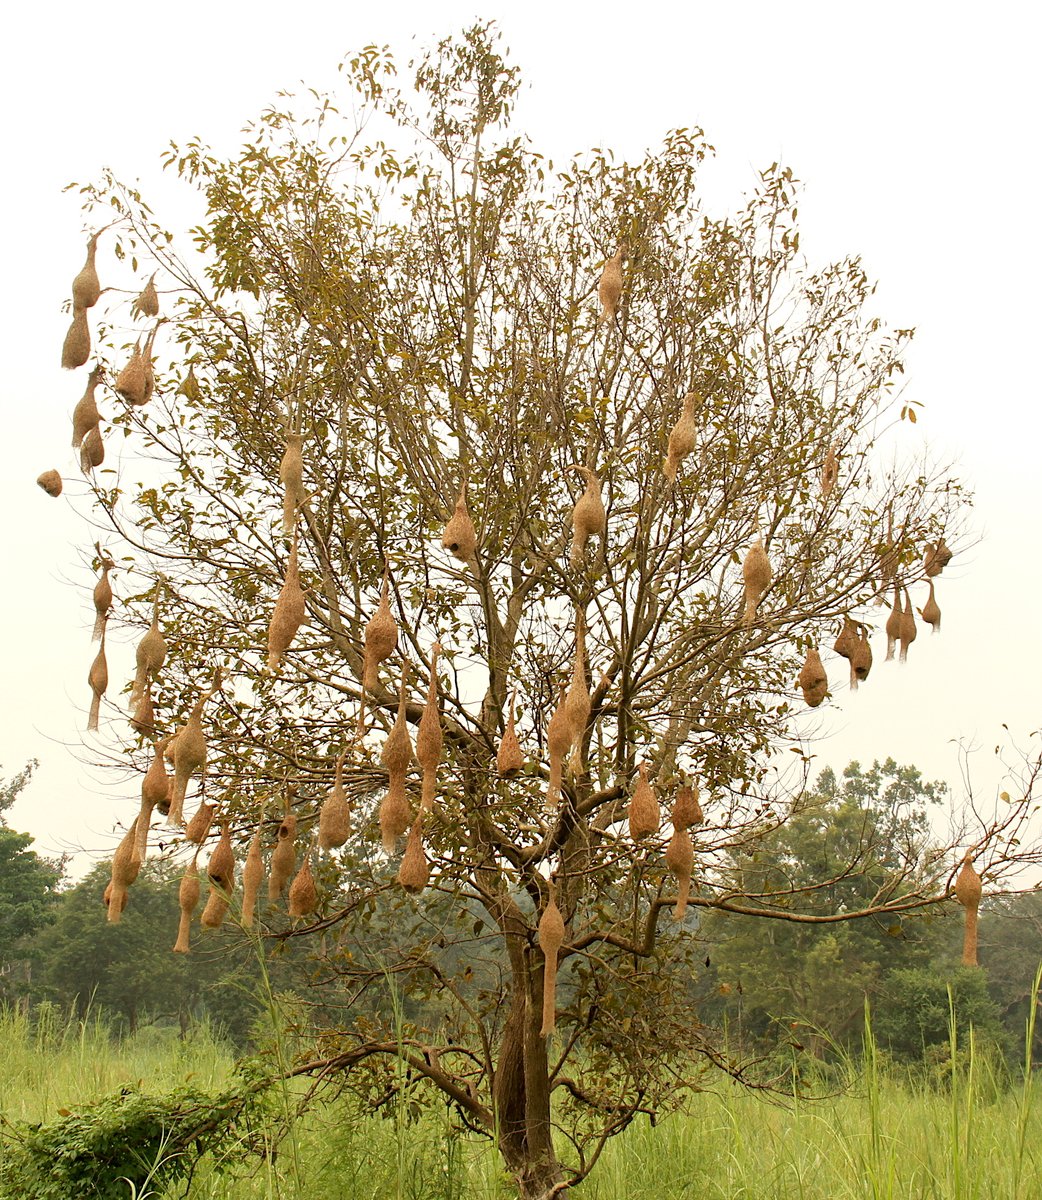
left=954, top=855, right=983, bottom=967
left=538, top=881, right=565, bottom=1037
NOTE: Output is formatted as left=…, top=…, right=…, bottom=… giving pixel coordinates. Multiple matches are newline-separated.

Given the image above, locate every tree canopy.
left=0, top=762, right=63, bottom=1000
left=51, top=24, right=1041, bottom=1199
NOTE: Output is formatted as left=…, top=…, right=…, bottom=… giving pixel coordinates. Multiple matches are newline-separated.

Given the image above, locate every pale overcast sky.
left=2, top=0, right=1039, bottom=873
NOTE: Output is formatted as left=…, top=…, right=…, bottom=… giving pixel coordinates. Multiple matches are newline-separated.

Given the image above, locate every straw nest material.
left=921, top=580, right=941, bottom=633
left=628, top=763, right=660, bottom=840
left=268, top=807, right=297, bottom=901
left=143, top=738, right=171, bottom=818
left=665, top=827, right=694, bottom=920
left=834, top=615, right=858, bottom=662
left=241, top=826, right=264, bottom=929
left=36, top=470, right=62, bottom=497
left=184, top=801, right=216, bottom=846
left=87, top=631, right=108, bottom=732
left=546, top=680, right=574, bottom=802
left=398, top=814, right=430, bottom=894
left=538, top=883, right=566, bottom=1037
left=821, top=443, right=839, bottom=498
left=742, top=539, right=772, bottom=627
left=172, top=856, right=201, bottom=953
left=80, top=425, right=104, bottom=473
left=954, top=854, right=982, bottom=967
left=924, top=538, right=952, bottom=578
left=564, top=611, right=591, bottom=770
left=363, top=566, right=397, bottom=691
left=597, top=247, right=624, bottom=324
left=130, top=682, right=157, bottom=738
left=106, top=819, right=142, bottom=925
left=898, top=587, right=917, bottom=663
left=318, top=749, right=352, bottom=851
left=71, top=233, right=101, bottom=309
left=850, top=624, right=873, bottom=690
left=131, top=275, right=160, bottom=320
left=169, top=674, right=221, bottom=827
left=72, top=366, right=102, bottom=448
left=884, top=588, right=902, bottom=661
left=114, top=341, right=148, bottom=406
left=441, top=479, right=477, bottom=562
left=379, top=776, right=412, bottom=855
left=288, top=849, right=318, bottom=918
left=663, top=392, right=699, bottom=484
left=568, top=466, right=606, bottom=568
left=672, top=784, right=704, bottom=830
left=416, top=643, right=442, bottom=812
left=496, top=695, right=524, bottom=776
left=61, top=307, right=90, bottom=370
left=92, top=553, right=113, bottom=642
left=381, top=663, right=414, bottom=779
left=279, top=432, right=305, bottom=536
left=797, top=646, right=828, bottom=707
left=266, top=537, right=306, bottom=672
left=131, top=587, right=167, bottom=708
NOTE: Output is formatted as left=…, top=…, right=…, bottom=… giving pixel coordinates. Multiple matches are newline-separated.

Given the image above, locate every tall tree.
left=701, top=760, right=946, bottom=1052
left=59, top=25, right=1040, bottom=1198
left=0, top=762, right=63, bottom=1000
left=34, top=860, right=271, bottom=1041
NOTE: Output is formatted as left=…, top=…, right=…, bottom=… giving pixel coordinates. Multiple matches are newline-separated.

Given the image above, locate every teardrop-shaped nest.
left=954, top=856, right=982, bottom=908
left=80, top=425, right=105, bottom=473
left=628, top=765, right=660, bottom=840
left=379, top=776, right=412, bottom=853
left=398, top=815, right=430, bottom=894
left=363, top=570, right=397, bottom=689
left=922, top=581, right=941, bottom=632
left=672, top=784, right=703, bottom=829
left=206, top=824, right=235, bottom=894
left=36, top=470, right=63, bottom=497
left=115, top=342, right=148, bottom=406
left=288, top=853, right=318, bottom=918
left=131, top=275, right=160, bottom=319
left=441, top=482, right=477, bottom=561
left=850, top=627, right=872, bottom=682
left=184, top=801, right=216, bottom=845
left=833, top=616, right=857, bottom=661
left=61, top=308, right=90, bottom=370
left=497, top=707, right=524, bottom=776
left=318, top=750, right=351, bottom=850
left=741, top=540, right=772, bottom=625
left=797, top=647, right=828, bottom=707
left=71, top=236, right=101, bottom=309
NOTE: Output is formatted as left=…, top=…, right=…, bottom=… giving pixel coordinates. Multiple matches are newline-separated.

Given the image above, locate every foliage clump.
left=0, top=1080, right=275, bottom=1200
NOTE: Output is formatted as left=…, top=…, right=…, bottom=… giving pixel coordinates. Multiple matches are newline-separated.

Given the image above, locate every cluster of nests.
left=795, top=535, right=951, bottom=708
left=42, top=236, right=984, bottom=1036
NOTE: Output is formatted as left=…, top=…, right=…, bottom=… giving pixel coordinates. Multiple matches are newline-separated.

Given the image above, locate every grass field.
left=0, top=1005, right=1039, bottom=1199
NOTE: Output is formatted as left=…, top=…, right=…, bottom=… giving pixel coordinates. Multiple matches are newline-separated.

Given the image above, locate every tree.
left=33, top=860, right=271, bottom=1042
left=974, top=890, right=1042, bottom=1061
left=700, top=760, right=956, bottom=1055
left=0, top=762, right=62, bottom=1001
left=872, top=966, right=1009, bottom=1066
left=59, top=25, right=1041, bottom=1198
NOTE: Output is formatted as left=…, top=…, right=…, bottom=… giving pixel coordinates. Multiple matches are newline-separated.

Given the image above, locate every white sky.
left=1, top=0, right=1039, bottom=874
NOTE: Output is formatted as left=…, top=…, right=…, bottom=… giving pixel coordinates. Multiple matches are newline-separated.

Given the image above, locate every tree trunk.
left=493, top=976, right=568, bottom=1199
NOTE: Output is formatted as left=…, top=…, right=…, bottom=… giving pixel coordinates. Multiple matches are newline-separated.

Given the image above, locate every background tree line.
left=3, top=758, right=1039, bottom=1070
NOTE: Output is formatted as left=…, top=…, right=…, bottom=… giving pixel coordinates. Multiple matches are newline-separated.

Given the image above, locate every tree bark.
left=493, top=975, right=567, bottom=1199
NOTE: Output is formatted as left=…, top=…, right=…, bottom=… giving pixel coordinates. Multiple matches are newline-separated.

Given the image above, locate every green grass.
left=1, top=1003, right=1041, bottom=1199
left=0, top=1003, right=234, bottom=1124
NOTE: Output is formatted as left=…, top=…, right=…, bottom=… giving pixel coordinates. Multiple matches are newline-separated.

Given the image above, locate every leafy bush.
left=0, top=1079, right=275, bottom=1199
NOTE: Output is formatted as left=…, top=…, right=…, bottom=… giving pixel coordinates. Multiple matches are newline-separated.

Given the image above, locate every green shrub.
left=0, top=1081, right=272, bottom=1199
